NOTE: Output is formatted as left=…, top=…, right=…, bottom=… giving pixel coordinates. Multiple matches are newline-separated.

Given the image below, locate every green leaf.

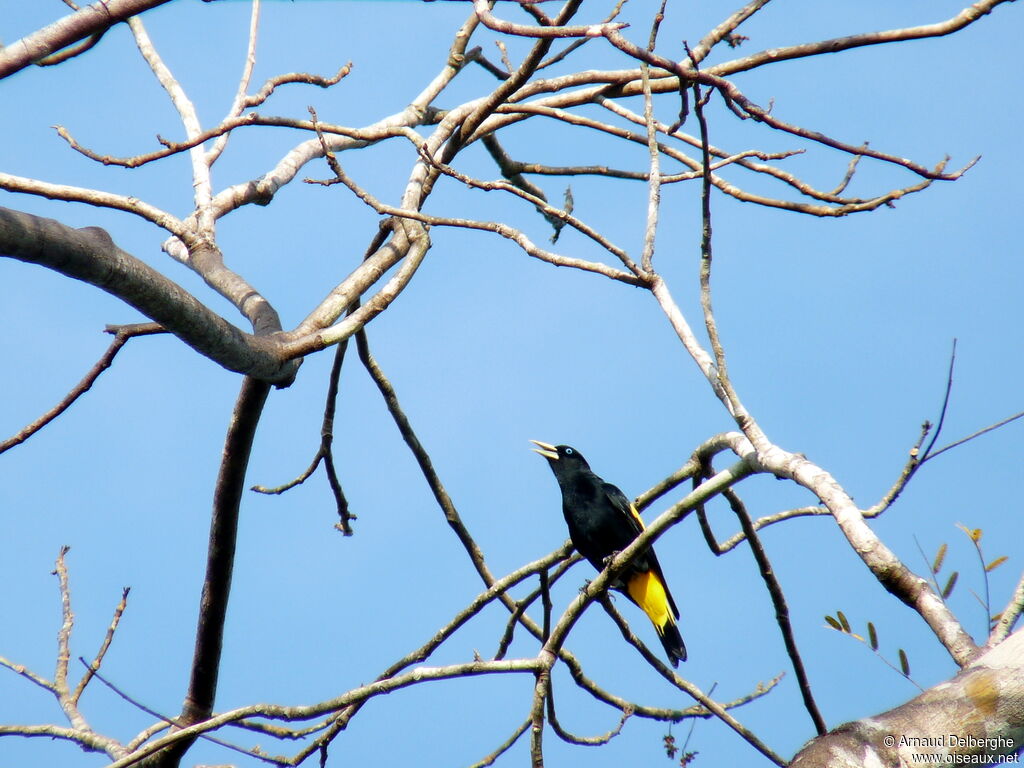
left=824, top=615, right=842, bottom=631
left=867, top=621, right=879, bottom=651
left=837, top=610, right=851, bottom=633
left=942, top=571, right=959, bottom=599
left=932, top=543, right=947, bottom=574
left=898, top=648, right=910, bottom=677
left=985, top=555, right=1008, bottom=573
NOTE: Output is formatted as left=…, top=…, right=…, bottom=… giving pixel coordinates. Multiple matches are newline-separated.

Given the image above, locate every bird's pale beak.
left=530, top=439, right=559, bottom=460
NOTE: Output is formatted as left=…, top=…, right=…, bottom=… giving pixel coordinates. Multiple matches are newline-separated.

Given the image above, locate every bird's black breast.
left=560, top=470, right=640, bottom=572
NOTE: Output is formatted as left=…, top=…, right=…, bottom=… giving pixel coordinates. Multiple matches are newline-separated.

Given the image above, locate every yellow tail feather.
left=626, top=570, right=672, bottom=631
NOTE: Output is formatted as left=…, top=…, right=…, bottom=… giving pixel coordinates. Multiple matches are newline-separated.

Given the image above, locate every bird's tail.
left=656, top=617, right=687, bottom=666
left=626, top=570, right=687, bottom=666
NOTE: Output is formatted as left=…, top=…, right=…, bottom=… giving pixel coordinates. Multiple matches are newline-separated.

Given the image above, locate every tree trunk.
left=791, top=630, right=1024, bottom=767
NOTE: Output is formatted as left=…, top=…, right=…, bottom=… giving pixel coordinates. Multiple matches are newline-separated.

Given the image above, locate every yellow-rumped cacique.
left=531, top=440, right=687, bottom=666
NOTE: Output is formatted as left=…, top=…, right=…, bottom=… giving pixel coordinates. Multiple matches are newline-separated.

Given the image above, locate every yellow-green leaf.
left=942, top=571, right=959, bottom=599
left=898, top=648, right=910, bottom=676
left=837, top=610, right=851, bottom=633
left=932, top=543, right=947, bottom=575
left=868, top=621, right=879, bottom=651
left=985, top=555, right=1008, bottom=573
left=957, top=524, right=982, bottom=543
left=824, top=615, right=842, bottom=631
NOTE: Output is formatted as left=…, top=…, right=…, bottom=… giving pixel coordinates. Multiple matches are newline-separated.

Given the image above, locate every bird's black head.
left=530, top=440, right=591, bottom=480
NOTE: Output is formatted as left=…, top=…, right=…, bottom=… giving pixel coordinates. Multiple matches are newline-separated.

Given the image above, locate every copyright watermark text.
left=881, top=733, right=1020, bottom=764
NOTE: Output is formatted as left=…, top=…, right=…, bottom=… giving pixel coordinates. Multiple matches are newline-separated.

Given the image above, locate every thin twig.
left=84, top=662, right=289, bottom=766
left=455, top=1, right=587, bottom=161
left=921, top=338, right=957, bottom=460
left=597, top=596, right=786, bottom=766
left=546, top=661, right=632, bottom=746
left=105, top=659, right=542, bottom=768
left=711, top=506, right=829, bottom=553
left=635, top=432, right=749, bottom=510
left=688, top=0, right=773, bottom=64
left=207, top=0, right=262, bottom=165
left=494, top=553, right=577, bottom=660
left=0, top=323, right=164, bottom=455
left=72, top=587, right=130, bottom=705
left=724, top=488, right=827, bottom=735
left=34, top=31, right=107, bottom=66
left=863, top=422, right=931, bottom=517
left=602, top=28, right=978, bottom=182
left=534, top=0, right=629, bottom=72
left=418, top=144, right=643, bottom=278
left=829, top=147, right=866, bottom=196
left=923, top=411, right=1024, bottom=464
left=638, top=2, right=666, bottom=273
left=692, top=65, right=743, bottom=425
left=242, top=64, right=353, bottom=111
left=251, top=316, right=354, bottom=534
left=0, top=655, right=55, bottom=693
left=53, top=546, right=75, bottom=715
left=468, top=716, right=532, bottom=768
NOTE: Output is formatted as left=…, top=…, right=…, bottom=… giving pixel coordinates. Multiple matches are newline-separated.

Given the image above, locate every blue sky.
left=1, top=2, right=1022, bottom=766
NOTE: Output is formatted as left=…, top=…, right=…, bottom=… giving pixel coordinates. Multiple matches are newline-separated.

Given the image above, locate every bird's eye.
left=564, top=447, right=574, bottom=455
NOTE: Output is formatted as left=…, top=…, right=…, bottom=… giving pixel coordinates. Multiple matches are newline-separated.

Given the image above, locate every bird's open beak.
left=530, top=439, right=559, bottom=460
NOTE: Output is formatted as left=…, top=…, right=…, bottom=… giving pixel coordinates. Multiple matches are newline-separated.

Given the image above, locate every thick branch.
left=0, top=207, right=297, bottom=384
left=164, top=376, right=271, bottom=766
left=754, top=446, right=978, bottom=666
left=0, top=0, right=173, bottom=80
left=791, top=630, right=1024, bottom=767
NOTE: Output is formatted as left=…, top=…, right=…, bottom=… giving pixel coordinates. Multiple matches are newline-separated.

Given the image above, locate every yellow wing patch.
left=628, top=503, right=646, bottom=531
left=626, top=570, right=672, bottom=633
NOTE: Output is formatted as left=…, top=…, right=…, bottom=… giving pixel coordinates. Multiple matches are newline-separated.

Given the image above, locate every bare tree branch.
left=251, top=327, right=354, bottom=534
left=759, top=447, right=979, bottom=666
left=71, top=588, right=130, bottom=706
left=0, top=0, right=173, bottom=80
left=167, top=377, right=272, bottom=766
left=106, top=659, right=543, bottom=768
left=33, top=30, right=107, bottom=67
left=0, top=207, right=298, bottom=383
left=472, top=0, right=626, bottom=40
left=0, top=172, right=194, bottom=240
left=206, top=0, right=262, bottom=165
left=791, top=629, right=1024, bottom=767
left=469, top=716, right=532, bottom=768
left=0, top=323, right=163, bottom=455
left=990, top=573, right=1024, bottom=647
left=0, top=549, right=130, bottom=759
left=688, top=0, right=773, bottom=64
left=714, top=0, right=1015, bottom=77
left=723, top=488, right=826, bottom=735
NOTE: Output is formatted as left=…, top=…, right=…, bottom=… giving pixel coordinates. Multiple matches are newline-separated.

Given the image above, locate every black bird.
left=531, top=440, right=687, bottom=666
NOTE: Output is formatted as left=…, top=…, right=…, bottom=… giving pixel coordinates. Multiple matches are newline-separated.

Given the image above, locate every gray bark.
left=791, top=630, right=1024, bottom=767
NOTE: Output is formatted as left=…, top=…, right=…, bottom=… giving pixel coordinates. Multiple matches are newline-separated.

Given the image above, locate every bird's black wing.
left=602, top=482, right=680, bottom=620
